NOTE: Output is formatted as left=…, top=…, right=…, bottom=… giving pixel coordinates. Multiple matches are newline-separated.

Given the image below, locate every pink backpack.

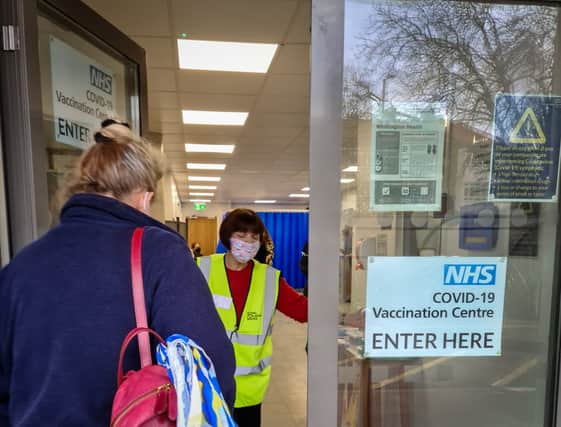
left=110, top=228, right=177, bottom=426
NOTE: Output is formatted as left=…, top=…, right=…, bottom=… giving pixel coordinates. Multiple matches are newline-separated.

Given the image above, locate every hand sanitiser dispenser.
left=459, top=202, right=499, bottom=250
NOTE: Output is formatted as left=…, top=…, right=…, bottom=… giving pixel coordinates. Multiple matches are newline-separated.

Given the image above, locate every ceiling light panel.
left=186, top=163, right=226, bottom=170
left=189, top=192, right=214, bottom=196
left=189, top=199, right=211, bottom=203
left=189, top=185, right=217, bottom=190
left=182, top=110, right=248, bottom=126
left=301, top=187, right=310, bottom=191
left=188, top=176, right=221, bottom=182
left=289, top=194, right=310, bottom=198
left=178, top=39, right=278, bottom=73
left=342, top=165, right=358, bottom=172
left=185, top=143, right=235, bottom=154
left=341, top=178, right=355, bottom=184
left=254, top=200, right=277, bottom=204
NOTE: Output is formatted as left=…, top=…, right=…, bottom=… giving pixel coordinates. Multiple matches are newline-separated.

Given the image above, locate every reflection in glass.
left=339, top=1, right=561, bottom=426
left=37, top=12, right=138, bottom=226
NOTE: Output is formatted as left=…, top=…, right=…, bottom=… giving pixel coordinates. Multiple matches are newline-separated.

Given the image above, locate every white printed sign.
left=370, top=103, right=445, bottom=211
left=365, top=257, right=506, bottom=358
left=50, top=37, right=116, bottom=149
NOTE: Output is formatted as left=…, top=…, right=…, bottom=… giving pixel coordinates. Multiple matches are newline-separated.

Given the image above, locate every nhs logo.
left=444, top=264, right=496, bottom=285
left=89, top=65, right=112, bottom=95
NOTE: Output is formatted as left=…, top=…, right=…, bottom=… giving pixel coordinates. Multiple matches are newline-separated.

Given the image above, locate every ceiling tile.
left=150, top=122, right=183, bottom=134
left=147, top=69, right=177, bottom=91
left=182, top=134, right=240, bottom=144
left=177, top=71, right=265, bottom=95
left=170, top=0, right=298, bottom=43
left=183, top=125, right=246, bottom=137
left=243, top=126, right=303, bottom=139
left=179, top=93, right=256, bottom=111
left=269, top=44, right=310, bottom=75
left=249, top=113, right=308, bottom=128
left=285, top=0, right=311, bottom=43
left=149, top=109, right=182, bottom=123
left=132, top=37, right=176, bottom=68
left=149, top=92, right=179, bottom=109
left=261, top=74, right=310, bottom=96
left=253, top=95, right=309, bottom=113
left=82, top=0, right=171, bottom=36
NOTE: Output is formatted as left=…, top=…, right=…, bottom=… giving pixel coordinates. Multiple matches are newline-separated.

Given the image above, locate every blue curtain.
left=215, top=212, right=309, bottom=289
left=257, top=212, right=309, bottom=289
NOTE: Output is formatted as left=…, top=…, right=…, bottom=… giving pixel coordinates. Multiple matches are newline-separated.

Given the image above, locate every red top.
left=225, top=261, right=308, bottom=324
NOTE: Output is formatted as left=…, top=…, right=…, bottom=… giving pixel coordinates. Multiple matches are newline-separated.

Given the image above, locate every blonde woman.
left=0, top=119, right=235, bottom=426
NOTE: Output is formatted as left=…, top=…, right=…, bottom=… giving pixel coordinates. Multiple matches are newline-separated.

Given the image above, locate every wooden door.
left=187, top=217, right=218, bottom=257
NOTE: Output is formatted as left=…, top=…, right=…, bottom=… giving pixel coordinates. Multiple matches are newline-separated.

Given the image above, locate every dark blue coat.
left=0, top=194, right=236, bottom=426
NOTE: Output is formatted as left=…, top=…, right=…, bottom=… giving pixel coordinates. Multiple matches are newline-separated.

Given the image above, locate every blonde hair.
left=65, top=123, right=166, bottom=200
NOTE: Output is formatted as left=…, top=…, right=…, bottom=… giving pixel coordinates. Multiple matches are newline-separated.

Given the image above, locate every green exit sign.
left=194, top=203, right=206, bottom=211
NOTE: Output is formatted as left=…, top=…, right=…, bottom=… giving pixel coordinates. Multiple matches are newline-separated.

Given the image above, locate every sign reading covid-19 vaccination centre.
left=365, top=257, right=506, bottom=358
left=50, top=37, right=116, bottom=149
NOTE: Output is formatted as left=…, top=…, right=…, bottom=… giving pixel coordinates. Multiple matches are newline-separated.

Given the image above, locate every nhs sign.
left=444, top=264, right=496, bottom=285
left=89, top=65, right=112, bottom=95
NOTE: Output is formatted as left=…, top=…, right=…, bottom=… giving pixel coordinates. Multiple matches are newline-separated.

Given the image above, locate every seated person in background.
left=191, top=242, right=202, bottom=258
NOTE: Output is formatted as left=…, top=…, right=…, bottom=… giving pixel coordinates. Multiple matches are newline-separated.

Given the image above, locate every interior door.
left=187, top=217, right=218, bottom=257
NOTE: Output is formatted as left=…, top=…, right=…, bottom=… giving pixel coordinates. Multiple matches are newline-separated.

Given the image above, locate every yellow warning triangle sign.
left=509, top=107, right=546, bottom=144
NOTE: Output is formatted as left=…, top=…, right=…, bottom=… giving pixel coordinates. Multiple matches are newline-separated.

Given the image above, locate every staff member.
left=197, top=208, right=308, bottom=427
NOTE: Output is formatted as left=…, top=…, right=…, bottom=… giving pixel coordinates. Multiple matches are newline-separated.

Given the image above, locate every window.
left=37, top=7, right=139, bottom=225
left=338, top=1, right=561, bottom=425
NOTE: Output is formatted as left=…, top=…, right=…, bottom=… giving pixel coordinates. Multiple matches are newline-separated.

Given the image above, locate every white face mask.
left=230, top=237, right=260, bottom=263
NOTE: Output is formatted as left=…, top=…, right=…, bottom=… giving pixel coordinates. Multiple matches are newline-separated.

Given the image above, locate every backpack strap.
left=131, top=227, right=151, bottom=368
left=117, top=327, right=165, bottom=386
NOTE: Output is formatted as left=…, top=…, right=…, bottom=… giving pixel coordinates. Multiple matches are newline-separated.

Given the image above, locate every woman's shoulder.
left=142, top=226, right=190, bottom=256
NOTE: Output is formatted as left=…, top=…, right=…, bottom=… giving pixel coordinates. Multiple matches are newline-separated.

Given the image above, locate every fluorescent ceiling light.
left=301, top=187, right=310, bottom=191
left=185, top=143, right=235, bottom=154
left=254, top=200, right=277, bottom=204
left=341, top=178, right=355, bottom=184
left=289, top=194, right=310, bottom=198
left=342, top=165, right=358, bottom=172
left=188, top=176, right=221, bottom=182
left=190, top=192, right=214, bottom=196
left=187, top=163, right=226, bottom=170
left=189, top=185, right=217, bottom=190
left=177, top=39, right=278, bottom=73
left=182, top=110, right=248, bottom=126
left=189, top=199, right=211, bottom=203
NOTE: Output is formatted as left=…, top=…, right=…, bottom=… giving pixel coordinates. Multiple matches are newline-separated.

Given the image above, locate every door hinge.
left=2, top=25, right=20, bottom=51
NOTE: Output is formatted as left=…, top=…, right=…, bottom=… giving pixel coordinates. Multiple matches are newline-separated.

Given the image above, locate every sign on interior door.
left=49, top=37, right=116, bottom=149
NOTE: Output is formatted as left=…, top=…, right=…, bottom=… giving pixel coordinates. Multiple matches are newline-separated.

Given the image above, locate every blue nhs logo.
left=443, top=264, right=496, bottom=285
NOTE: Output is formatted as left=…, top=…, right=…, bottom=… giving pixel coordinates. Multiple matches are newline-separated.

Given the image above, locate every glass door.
left=0, top=90, right=10, bottom=265
left=0, top=0, right=147, bottom=252
left=37, top=1, right=141, bottom=226
left=336, top=1, right=561, bottom=426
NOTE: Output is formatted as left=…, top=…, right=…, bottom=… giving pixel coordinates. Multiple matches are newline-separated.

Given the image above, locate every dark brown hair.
left=64, top=122, right=165, bottom=199
left=219, top=208, right=266, bottom=250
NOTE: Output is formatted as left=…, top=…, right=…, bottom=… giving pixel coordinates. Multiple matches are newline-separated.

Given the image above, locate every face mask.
left=230, top=238, right=260, bottom=263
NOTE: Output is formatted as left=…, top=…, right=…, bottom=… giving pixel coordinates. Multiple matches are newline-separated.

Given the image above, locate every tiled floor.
left=262, top=313, right=308, bottom=427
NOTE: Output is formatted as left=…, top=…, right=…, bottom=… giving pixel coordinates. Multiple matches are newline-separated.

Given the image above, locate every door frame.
left=0, top=0, right=148, bottom=255
left=307, top=1, right=561, bottom=426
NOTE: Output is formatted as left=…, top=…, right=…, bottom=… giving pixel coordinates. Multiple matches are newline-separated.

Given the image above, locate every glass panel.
left=339, top=1, right=561, bottom=426
left=37, top=9, right=139, bottom=226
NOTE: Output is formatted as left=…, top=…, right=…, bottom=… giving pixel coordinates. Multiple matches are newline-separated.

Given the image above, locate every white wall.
left=182, top=202, right=231, bottom=220
left=162, top=175, right=182, bottom=221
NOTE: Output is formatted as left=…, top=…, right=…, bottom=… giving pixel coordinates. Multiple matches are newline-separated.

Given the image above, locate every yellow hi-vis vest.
left=197, top=254, right=280, bottom=408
